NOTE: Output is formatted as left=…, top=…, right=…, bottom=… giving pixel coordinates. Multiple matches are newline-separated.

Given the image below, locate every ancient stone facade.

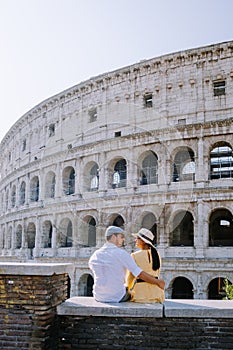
left=0, top=41, right=233, bottom=299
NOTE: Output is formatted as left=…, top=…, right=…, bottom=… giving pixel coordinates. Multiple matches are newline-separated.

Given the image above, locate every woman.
left=126, top=228, right=165, bottom=303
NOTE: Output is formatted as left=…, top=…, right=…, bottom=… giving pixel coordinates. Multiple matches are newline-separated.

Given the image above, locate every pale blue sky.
left=0, top=0, right=232, bottom=141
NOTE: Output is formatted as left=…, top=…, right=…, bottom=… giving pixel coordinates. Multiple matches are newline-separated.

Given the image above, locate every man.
left=88, top=225, right=165, bottom=302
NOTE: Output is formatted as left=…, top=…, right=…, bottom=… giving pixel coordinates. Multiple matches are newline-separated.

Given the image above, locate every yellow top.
left=126, top=249, right=165, bottom=303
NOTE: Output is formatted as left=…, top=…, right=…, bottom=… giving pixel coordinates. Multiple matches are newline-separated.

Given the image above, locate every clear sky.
left=0, top=0, right=232, bottom=142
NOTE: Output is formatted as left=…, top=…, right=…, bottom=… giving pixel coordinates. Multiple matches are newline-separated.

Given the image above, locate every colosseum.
left=0, top=40, right=233, bottom=300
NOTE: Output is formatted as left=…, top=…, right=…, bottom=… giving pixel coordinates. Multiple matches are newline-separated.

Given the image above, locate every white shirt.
left=88, top=242, right=142, bottom=302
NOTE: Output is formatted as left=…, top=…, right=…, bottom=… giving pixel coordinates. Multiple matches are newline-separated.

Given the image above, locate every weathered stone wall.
left=57, top=297, right=233, bottom=350
left=57, top=316, right=233, bottom=350
left=0, top=263, right=72, bottom=350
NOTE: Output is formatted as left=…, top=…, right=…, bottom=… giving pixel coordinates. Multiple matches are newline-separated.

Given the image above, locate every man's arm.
left=138, top=271, right=165, bottom=290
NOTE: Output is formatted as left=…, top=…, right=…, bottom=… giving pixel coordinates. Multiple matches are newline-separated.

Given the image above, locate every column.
left=55, top=162, right=62, bottom=198
left=96, top=224, right=105, bottom=247
left=11, top=221, right=15, bottom=254
left=195, top=199, right=204, bottom=258
left=25, top=173, right=30, bottom=205
left=51, top=215, right=58, bottom=256
left=21, top=219, right=26, bottom=248
left=126, top=147, right=138, bottom=189
left=195, top=135, right=204, bottom=183
left=98, top=152, right=108, bottom=193
left=34, top=216, right=41, bottom=257
left=157, top=208, right=167, bottom=258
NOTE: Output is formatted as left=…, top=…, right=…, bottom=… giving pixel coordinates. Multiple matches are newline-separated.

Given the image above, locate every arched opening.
left=170, top=211, right=194, bottom=246
left=0, top=227, right=5, bottom=249
left=78, top=274, right=94, bottom=296
left=208, top=277, right=231, bottom=300
left=210, top=143, right=233, bottom=179
left=173, top=148, right=195, bottom=182
left=45, top=171, right=56, bottom=198
left=27, top=223, right=36, bottom=249
left=58, top=218, right=73, bottom=247
left=172, top=277, right=194, bottom=299
left=19, top=181, right=26, bottom=205
left=140, top=151, right=158, bottom=185
left=26, top=222, right=36, bottom=258
left=42, top=221, right=53, bottom=248
left=78, top=216, right=97, bottom=247
left=15, top=225, right=22, bottom=249
left=30, top=176, right=39, bottom=202
left=6, top=227, right=12, bottom=249
left=141, top=213, right=157, bottom=244
left=11, top=185, right=16, bottom=208
left=0, top=193, right=4, bottom=213
left=112, top=215, right=125, bottom=228
left=5, top=190, right=9, bottom=210
left=63, top=167, right=75, bottom=195
left=209, top=209, right=233, bottom=246
left=88, top=217, right=96, bottom=247
left=90, top=164, right=99, bottom=191
left=112, top=159, right=127, bottom=188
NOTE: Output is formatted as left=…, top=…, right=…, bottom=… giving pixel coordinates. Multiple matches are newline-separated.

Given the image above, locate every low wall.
left=57, top=297, right=233, bottom=350
left=0, top=263, right=233, bottom=350
left=0, top=262, right=73, bottom=350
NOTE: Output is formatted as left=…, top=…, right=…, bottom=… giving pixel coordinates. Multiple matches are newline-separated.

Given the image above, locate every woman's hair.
left=150, top=246, right=160, bottom=270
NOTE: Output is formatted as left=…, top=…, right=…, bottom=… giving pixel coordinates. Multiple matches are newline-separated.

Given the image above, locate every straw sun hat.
left=132, top=228, right=155, bottom=247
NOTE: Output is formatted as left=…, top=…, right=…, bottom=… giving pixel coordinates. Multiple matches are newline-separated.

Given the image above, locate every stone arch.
left=62, top=166, right=75, bottom=195
left=26, top=222, right=36, bottom=249
left=170, top=210, right=194, bottom=246
left=78, top=273, right=94, bottom=296
left=104, top=214, right=125, bottom=235
left=171, top=276, right=194, bottom=299
left=110, top=214, right=125, bottom=228
left=104, top=214, right=125, bottom=240
left=83, top=161, right=99, bottom=192
left=41, top=220, right=53, bottom=248
left=44, top=171, right=56, bottom=198
left=0, top=192, right=4, bottom=212
left=109, top=157, right=127, bottom=188
left=141, top=212, right=158, bottom=244
left=5, top=189, right=9, bottom=210
left=208, top=277, right=231, bottom=300
left=209, top=208, right=233, bottom=246
left=172, top=146, right=195, bottom=182
left=11, top=185, right=16, bottom=208
left=209, top=141, right=233, bottom=179
left=15, top=224, right=22, bottom=249
left=0, top=226, right=5, bottom=249
left=19, top=181, right=26, bottom=205
left=58, top=218, right=73, bottom=247
left=138, top=150, right=158, bottom=185
left=79, top=215, right=97, bottom=247
left=6, top=226, right=12, bottom=249
left=30, top=176, right=39, bottom=202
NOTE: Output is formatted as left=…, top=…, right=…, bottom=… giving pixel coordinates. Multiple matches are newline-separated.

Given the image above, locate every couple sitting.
left=88, top=226, right=165, bottom=303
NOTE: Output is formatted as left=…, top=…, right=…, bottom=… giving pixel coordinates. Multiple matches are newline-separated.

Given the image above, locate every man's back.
left=89, top=241, right=141, bottom=302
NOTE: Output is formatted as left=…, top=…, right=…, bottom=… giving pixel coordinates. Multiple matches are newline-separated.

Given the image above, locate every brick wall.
left=57, top=316, right=233, bottom=350
left=0, top=263, right=72, bottom=350
left=56, top=297, right=233, bottom=350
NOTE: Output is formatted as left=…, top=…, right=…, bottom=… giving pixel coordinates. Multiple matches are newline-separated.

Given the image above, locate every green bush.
left=223, top=278, right=233, bottom=300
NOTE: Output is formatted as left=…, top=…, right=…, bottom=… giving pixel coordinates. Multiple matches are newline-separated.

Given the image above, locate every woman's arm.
left=138, top=271, right=165, bottom=290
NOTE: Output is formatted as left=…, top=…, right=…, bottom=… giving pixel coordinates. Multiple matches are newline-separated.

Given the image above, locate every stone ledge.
left=0, top=262, right=74, bottom=276
left=164, top=299, right=233, bottom=318
left=57, top=297, right=233, bottom=318
left=57, top=296, right=163, bottom=317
